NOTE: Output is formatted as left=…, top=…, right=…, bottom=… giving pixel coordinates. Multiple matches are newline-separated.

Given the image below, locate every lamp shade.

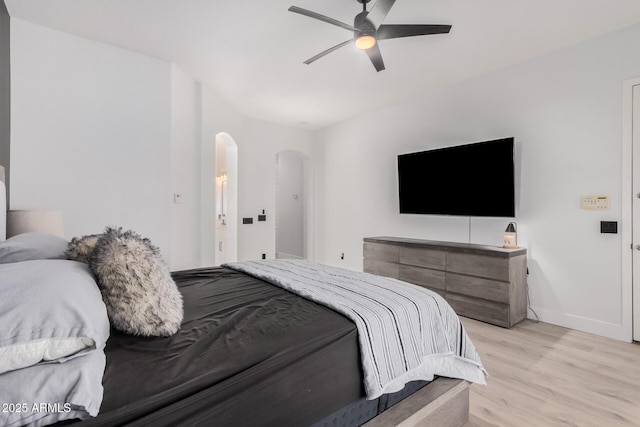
left=7, top=210, right=64, bottom=238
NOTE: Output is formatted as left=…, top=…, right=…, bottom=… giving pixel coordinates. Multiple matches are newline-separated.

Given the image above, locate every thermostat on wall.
left=581, top=195, right=609, bottom=210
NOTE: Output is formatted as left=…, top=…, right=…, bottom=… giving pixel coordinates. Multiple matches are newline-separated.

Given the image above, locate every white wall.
left=170, top=65, right=201, bottom=270
left=317, top=23, right=640, bottom=341
left=9, top=18, right=320, bottom=270
left=236, top=119, right=316, bottom=261
left=10, top=18, right=172, bottom=260
left=276, top=151, right=304, bottom=258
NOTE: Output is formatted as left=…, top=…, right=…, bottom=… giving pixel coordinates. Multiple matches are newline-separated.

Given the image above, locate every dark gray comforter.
left=63, top=267, right=363, bottom=427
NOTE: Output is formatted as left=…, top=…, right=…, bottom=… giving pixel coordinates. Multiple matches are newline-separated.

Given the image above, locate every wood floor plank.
left=461, top=317, right=640, bottom=427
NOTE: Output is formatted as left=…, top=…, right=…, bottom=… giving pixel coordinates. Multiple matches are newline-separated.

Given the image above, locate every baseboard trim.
left=529, top=306, right=630, bottom=342
left=276, top=251, right=304, bottom=260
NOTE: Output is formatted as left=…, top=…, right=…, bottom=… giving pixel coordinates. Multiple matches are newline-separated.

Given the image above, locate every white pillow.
left=0, top=232, right=68, bottom=264
left=0, top=260, right=109, bottom=374
left=0, top=337, right=95, bottom=375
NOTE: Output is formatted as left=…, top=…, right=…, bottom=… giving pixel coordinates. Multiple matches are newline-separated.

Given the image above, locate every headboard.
left=1, top=165, right=6, bottom=240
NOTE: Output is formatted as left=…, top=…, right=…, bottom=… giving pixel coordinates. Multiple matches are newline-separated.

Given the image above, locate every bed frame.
left=364, top=378, right=469, bottom=427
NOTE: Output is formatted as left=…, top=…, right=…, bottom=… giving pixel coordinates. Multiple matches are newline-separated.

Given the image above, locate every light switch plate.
left=581, top=195, right=609, bottom=210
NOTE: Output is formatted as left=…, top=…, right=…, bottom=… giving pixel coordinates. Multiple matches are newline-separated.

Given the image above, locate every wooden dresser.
left=363, top=236, right=527, bottom=328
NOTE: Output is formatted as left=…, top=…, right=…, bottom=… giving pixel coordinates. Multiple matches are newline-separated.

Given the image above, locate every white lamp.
left=503, top=222, right=518, bottom=249
left=7, top=210, right=64, bottom=238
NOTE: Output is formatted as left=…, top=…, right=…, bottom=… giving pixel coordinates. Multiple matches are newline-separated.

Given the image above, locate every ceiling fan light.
left=355, top=35, right=376, bottom=50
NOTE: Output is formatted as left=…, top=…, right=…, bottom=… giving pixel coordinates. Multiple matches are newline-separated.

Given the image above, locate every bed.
left=0, top=169, right=486, bottom=427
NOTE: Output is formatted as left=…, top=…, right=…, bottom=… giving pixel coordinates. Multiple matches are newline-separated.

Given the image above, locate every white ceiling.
left=6, top=0, right=640, bottom=130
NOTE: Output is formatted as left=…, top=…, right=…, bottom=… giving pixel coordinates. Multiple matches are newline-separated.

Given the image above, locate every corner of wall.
left=0, top=0, right=10, bottom=205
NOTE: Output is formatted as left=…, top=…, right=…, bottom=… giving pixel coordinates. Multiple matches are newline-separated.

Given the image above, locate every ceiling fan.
left=288, top=0, right=452, bottom=72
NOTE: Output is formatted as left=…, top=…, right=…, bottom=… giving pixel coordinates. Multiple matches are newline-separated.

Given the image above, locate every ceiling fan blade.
left=288, top=6, right=358, bottom=32
left=365, top=43, right=385, bottom=72
left=365, top=0, right=396, bottom=30
left=303, top=39, right=352, bottom=65
left=377, top=24, right=452, bottom=40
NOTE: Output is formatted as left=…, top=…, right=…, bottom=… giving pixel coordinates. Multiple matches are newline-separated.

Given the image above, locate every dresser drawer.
left=364, top=243, right=399, bottom=263
left=399, top=246, right=446, bottom=270
left=446, top=272, right=509, bottom=304
left=446, top=253, right=510, bottom=282
left=446, top=293, right=510, bottom=328
left=399, top=265, right=445, bottom=291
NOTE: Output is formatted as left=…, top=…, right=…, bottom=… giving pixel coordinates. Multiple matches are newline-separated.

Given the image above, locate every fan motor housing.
left=354, top=11, right=375, bottom=32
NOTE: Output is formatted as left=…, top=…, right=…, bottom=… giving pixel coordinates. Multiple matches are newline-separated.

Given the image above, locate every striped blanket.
left=222, top=259, right=487, bottom=399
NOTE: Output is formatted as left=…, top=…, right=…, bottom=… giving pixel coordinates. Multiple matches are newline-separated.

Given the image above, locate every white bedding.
left=0, top=348, right=106, bottom=427
left=0, top=260, right=109, bottom=426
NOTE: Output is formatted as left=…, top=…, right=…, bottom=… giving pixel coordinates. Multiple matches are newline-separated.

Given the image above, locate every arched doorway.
left=214, top=133, right=238, bottom=265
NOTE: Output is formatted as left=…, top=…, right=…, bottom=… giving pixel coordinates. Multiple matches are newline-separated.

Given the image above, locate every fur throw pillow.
left=66, top=234, right=101, bottom=263
left=89, top=227, right=183, bottom=337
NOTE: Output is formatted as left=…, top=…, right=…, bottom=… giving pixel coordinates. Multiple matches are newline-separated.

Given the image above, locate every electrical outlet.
left=243, top=217, right=253, bottom=224
left=262, top=253, right=266, bottom=259
left=173, top=193, right=183, bottom=204
left=340, top=252, right=344, bottom=260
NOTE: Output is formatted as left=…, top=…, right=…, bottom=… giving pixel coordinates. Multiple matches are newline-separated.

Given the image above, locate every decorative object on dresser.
left=363, top=236, right=527, bottom=328
left=503, top=222, right=518, bottom=248
left=6, top=209, right=64, bottom=238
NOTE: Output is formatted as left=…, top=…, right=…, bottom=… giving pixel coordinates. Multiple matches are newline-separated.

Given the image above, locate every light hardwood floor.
left=460, top=317, right=640, bottom=427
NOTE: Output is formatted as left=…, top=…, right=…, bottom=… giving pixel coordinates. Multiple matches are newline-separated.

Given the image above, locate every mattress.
left=61, top=267, right=364, bottom=426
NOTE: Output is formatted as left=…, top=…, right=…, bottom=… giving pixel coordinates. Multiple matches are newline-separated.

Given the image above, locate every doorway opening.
left=214, top=133, right=238, bottom=265
left=275, top=150, right=313, bottom=260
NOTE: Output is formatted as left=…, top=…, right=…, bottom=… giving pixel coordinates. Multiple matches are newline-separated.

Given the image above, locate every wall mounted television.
left=397, top=137, right=515, bottom=217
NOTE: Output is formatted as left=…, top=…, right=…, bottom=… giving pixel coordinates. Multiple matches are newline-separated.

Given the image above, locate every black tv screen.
left=398, top=137, right=515, bottom=217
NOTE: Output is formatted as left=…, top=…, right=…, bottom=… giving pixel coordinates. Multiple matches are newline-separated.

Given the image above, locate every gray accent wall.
left=0, top=0, right=9, bottom=203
